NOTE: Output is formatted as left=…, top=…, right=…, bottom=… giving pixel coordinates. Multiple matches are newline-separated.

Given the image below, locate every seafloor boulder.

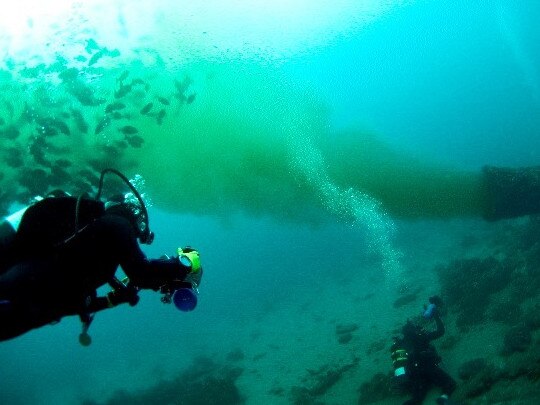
left=437, top=257, right=512, bottom=331
left=82, top=356, right=244, bottom=405
left=458, top=357, right=489, bottom=381
left=357, top=372, right=399, bottom=404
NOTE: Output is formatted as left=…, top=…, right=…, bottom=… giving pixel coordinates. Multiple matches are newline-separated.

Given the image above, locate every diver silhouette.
left=0, top=169, right=203, bottom=345
left=391, top=297, right=456, bottom=405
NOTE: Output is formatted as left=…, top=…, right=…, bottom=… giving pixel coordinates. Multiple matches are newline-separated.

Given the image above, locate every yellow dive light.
left=177, top=247, right=202, bottom=273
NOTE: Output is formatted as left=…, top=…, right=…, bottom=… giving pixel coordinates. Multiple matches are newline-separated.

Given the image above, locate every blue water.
left=1, top=1, right=540, bottom=404
left=283, top=0, right=540, bottom=169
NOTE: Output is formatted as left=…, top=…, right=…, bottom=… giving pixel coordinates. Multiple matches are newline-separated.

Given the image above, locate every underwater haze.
left=1, top=1, right=540, bottom=404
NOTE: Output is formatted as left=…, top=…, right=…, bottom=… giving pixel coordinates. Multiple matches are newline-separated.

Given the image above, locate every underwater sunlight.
left=0, top=0, right=490, bottom=275
left=2, top=1, right=540, bottom=405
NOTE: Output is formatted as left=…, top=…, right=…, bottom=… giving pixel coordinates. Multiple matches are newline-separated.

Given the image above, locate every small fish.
left=53, top=119, right=70, bottom=135
left=29, top=137, right=50, bottom=167
left=4, top=101, right=14, bottom=119
left=20, top=64, right=46, bottom=79
left=131, top=78, right=145, bottom=86
left=112, top=112, right=124, bottom=120
left=72, top=179, right=93, bottom=194
left=106, top=48, right=120, bottom=58
left=186, top=93, right=196, bottom=104
left=85, top=39, right=100, bottom=54
left=39, top=126, right=58, bottom=137
left=95, top=116, right=111, bottom=134
left=173, top=93, right=186, bottom=102
left=117, top=70, right=129, bottom=83
left=50, top=165, right=71, bottom=185
left=105, top=102, right=126, bottom=113
left=71, top=109, right=89, bottom=133
left=157, top=96, right=170, bottom=105
left=118, top=125, right=138, bottom=135
left=88, top=49, right=105, bottom=66
left=140, top=102, right=153, bottom=115
left=1, top=125, right=19, bottom=140
left=174, top=77, right=193, bottom=94
left=20, top=102, right=36, bottom=123
left=126, top=134, right=144, bottom=148
left=19, top=168, right=49, bottom=195
left=114, top=83, right=132, bottom=98
left=50, top=55, right=68, bottom=72
left=59, top=67, right=79, bottom=83
left=5, top=147, right=23, bottom=168
left=71, top=84, right=106, bottom=106
left=78, top=169, right=99, bottom=184
left=99, top=143, right=123, bottom=156
left=156, top=109, right=166, bottom=125
left=115, top=140, right=129, bottom=149
left=55, top=159, right=72, bottom=168
left=36, top=118, right=70, bottom=136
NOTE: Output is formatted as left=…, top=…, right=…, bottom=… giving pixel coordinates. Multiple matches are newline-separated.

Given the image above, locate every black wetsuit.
left=0, top=196, right=185, bottom=342
left=397, top=316, right=456, bottom=405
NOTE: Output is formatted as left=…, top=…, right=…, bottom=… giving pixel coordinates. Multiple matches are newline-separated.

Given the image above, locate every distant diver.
left=391, top=296, right=456, bottom=405
left=0, top=169, right=203, bottom=346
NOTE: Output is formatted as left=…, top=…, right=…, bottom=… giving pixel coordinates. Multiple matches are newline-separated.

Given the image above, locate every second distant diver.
left=391, top=296, right=456, bottom=405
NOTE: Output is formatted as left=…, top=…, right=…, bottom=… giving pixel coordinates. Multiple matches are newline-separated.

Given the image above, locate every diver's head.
left=401, top=318, right=425, bottom=340
left=105, top=193, right=154, bottom=244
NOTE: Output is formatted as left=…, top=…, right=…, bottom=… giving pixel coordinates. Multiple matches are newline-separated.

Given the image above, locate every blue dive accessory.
left=172, top=288, right=198, bottom=312
left=160, top=280, right=198, bottom=312
left=423, top=303, right=436, bottom=319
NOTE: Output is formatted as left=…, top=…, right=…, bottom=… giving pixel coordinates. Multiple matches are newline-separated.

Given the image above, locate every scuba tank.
left=0, top=197, right=43, bottom=273
left=391, top=341, right=409, bottom=379
left=1, top=197, right=44, bottom=243
left=3, top=196, right=44, bottom=232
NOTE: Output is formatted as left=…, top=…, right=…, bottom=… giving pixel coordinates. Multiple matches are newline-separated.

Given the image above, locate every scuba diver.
left=391, top=296, right=456, bottom=405
left=0, top=169, right=203, bottom=345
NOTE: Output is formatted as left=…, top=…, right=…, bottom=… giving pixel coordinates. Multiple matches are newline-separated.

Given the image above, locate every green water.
left=0, top=3, right=484, bottom=273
